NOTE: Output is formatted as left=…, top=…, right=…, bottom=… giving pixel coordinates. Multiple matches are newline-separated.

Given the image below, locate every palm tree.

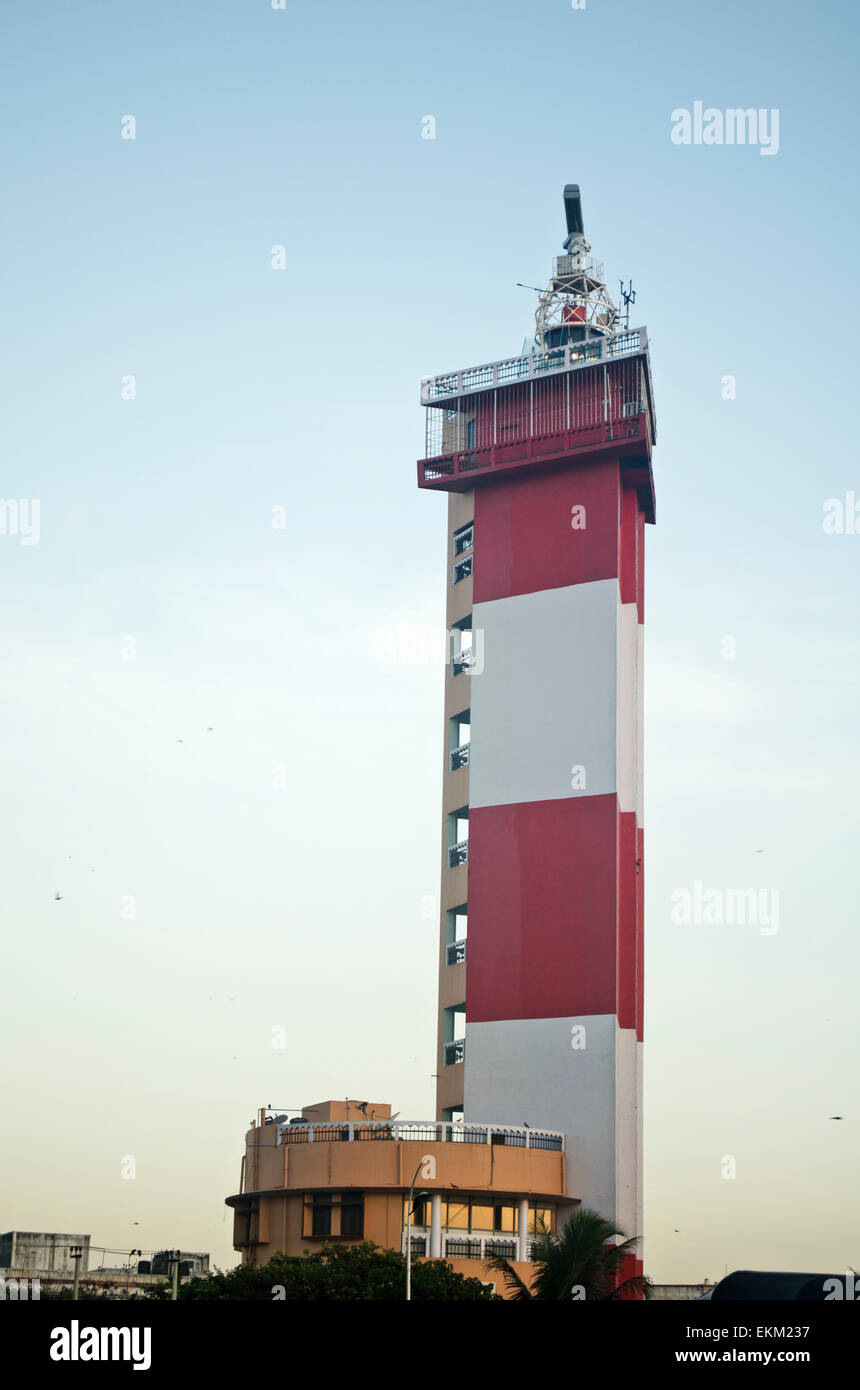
left=488, top=1206, right=652, bottom=1301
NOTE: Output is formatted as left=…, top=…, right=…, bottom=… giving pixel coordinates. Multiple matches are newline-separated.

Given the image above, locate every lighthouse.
left=419, top=186, right=656, bottom=1272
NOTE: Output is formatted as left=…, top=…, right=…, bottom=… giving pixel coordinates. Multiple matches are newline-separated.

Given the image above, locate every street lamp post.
left=166, top=1250, right=181, bottom=1301
left=69, top=1246, right=83, bottom=1302
left=405, top=1161, right=429, bottom=1302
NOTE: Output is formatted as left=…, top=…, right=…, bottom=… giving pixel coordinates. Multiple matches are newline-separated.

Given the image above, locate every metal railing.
left=453, top=524, right=474, bottom=556
left=449, top=742, right=470, bottom=772
left=446, top=939, right=466, bottom=966
left=552, top=254, right=605, bottom=283
left=447, top=840, right=468, bottom=869
left=401, top=1233, right=520, bottom=1261
left=424, top=353, right=650, bottom=461
left=276, top=1115, right=564, bottom=1150
left=421, top=325, right=648, bottom=404
left=452, top=554, right=473, bottom=585
left=443, top=1039, right=466, bottom=1066
left=451, top=650, right=474, bottom=676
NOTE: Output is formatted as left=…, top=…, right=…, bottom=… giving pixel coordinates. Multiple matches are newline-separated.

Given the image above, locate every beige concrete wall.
left=438, top=958, right=465, bottom=1011
left=439, top=1256, right=536, bottom=1298
left=237, top=1132, right=565, bottom=1203
left=435, top=490, right=475, bottom=1120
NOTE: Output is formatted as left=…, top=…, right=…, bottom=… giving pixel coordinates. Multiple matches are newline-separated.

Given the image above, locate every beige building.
left=226, top=1100, right=572, bottom=1295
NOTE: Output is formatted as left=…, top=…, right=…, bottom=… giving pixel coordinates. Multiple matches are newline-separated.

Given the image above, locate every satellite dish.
left=272, top=1114, right=288, bottom=1124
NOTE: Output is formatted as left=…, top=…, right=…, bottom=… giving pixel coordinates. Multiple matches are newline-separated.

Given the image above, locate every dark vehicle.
left=700, top=1270, right=851, bottom=1300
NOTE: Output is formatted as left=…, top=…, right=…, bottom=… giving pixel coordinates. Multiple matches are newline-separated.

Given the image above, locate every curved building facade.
left=226, top=1102, right=570, bottom=1295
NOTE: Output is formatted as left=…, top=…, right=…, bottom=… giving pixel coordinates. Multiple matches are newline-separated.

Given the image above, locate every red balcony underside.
left=417, top=415, right=655, bottom=522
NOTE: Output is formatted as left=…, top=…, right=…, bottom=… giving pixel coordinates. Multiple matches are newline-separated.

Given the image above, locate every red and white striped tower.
left=419, top=187, right=656, bottom=1275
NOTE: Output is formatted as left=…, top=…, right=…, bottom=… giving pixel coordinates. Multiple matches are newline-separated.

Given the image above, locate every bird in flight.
left=54, top=892, right=63, bottom=901
left=829, top=1116, right=843, bottom=1120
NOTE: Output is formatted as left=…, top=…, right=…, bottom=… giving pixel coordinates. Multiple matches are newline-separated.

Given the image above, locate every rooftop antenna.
left=619, top=278, right=636, bottom=330
left=533, top=183, right=619, bottom=349
left=562, top=184, right=590, bottom=267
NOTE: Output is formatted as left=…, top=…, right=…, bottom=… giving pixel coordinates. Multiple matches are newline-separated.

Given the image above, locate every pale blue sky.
left=1, top=0, right=858, bottom=1281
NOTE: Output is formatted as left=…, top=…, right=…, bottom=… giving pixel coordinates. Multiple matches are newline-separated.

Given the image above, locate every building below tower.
left=225, top=1102, right=571, bottom=1296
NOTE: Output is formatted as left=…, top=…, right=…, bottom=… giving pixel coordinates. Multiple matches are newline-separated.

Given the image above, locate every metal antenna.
left=619, top=279, right=636, bottom=329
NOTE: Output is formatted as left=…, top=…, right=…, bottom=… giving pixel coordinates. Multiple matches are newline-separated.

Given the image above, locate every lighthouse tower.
left=419, top=186, right=655, bottom=1267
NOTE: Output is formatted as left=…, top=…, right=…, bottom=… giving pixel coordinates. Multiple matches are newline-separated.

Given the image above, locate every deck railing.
left=402, top=1232, right=544, bottom=1261
left=276, top=1117, right=564, bottom=1151
left=421, top=326, right=647, bottom=404
left=447, top=839, right=468, bottom=869
left=449, top=742, right=470, bottom=772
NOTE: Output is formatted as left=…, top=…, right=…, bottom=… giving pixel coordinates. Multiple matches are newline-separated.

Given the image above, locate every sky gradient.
left=1, top=0, right=858, bottom=1281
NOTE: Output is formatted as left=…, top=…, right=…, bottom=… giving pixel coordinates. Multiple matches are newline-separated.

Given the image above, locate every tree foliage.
left=146, top=1241, right=497, bottom=1301
left=488, top=1207, right=652, bottom=1301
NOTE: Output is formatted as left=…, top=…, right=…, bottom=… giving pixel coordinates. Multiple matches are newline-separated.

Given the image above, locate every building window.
left=409, top=1197, right=429, bottom=1228
left=237, top=1202, right=259, bottom=1245
left=450, top=617, right=473, bottom=676
left=340, top=1192, right=363, bottom=1237
left=453, top=522, right=474, bottom=556
left=528, top=1206, right=555, bottom=1235
left=445, top=1200, right=470, bottom=1230
left=446, top=807, right=469, bottom=869
left=312, top=1194, right=332, bottom=1237
left=452, top=553, right=473, bottom=585
left=448, top=711, right=470, bottom=772
left=470, top=1204, right=494, bottom=1232
left=441, top=1199, right=518, bottom=1234
left=494, top=1204, right=517, bottom=1233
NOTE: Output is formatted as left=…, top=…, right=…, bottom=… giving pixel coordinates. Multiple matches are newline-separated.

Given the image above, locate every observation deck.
left=418, top=325, right=656, bottom=522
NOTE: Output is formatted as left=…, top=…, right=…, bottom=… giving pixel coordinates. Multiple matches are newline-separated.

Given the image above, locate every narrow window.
left=340, top=1192, right=363, bottom=1237
left=447, top=808, right=469, bottom=868
left=494, top=1204, right=517, bottom=1233
left=453, top=522, right=474, bottom=556
left=452, top=553, right=473, bottom=585
left=448, top=711, right=470, bottom=771
left=445, top=904, right=467, bottom=965
left=451, top=617, right=473, bottom=676
left=410, top=1197, right=428, bottom=1228
left=312, top=1193, right=332, bottom=1237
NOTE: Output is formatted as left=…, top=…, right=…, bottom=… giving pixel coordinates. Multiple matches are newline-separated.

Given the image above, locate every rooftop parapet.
left=275, top=1117, right=564, bottom=1151
left=420, top=326, right=649, bottom=406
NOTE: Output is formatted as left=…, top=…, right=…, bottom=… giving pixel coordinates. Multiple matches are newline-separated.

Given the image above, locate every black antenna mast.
left=619, top=279, right=636, bottom=330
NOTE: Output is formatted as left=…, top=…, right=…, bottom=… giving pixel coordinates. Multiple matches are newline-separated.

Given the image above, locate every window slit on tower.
left=452, top=521, right=474, bottom=585
left=450, top=616, right=474, bottom=676
left=453, top=522, right=474, bottom=556
left=449, top=710, right=470, bottom=772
